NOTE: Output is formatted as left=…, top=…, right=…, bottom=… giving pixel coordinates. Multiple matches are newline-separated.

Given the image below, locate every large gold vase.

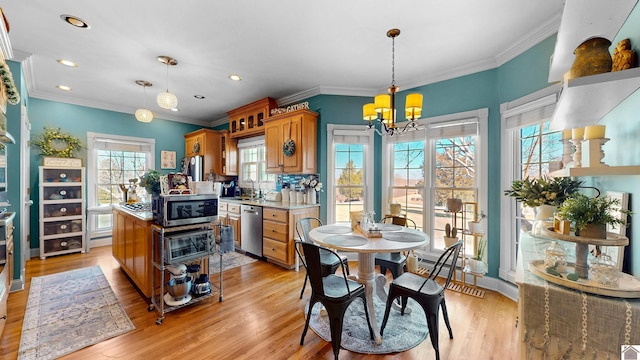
left=568, top=37, right=612, bottom=80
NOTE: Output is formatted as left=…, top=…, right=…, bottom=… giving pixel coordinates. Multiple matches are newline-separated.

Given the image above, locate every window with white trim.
left=383, top=109, right=488, bottom=260
left=327, top=125, right=374, bottom=224
left=87, top=133, right=155, bottom=233
left=500, top=85, right=561, bottom=283
left=237, top=136, right=276, bottom=190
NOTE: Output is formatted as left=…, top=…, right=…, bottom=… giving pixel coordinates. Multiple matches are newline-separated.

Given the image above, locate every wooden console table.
left=516, top=231, right=640, bottom=359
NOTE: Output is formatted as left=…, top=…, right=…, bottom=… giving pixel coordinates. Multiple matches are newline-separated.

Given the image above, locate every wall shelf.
left=550, top=68, right=640, bottom=129
left=550, top=165, right=640, bottom=177
left=548, top=0, right=638, bottom=83
left=548, top=0, right=640, bottom=130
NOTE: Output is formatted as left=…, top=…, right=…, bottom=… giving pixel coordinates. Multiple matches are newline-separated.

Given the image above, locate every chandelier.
left=363, top=29, right=423, bottom=136
left=156, top=55, right=178, bottom=110
left=134, top=80, right=153, bottom=123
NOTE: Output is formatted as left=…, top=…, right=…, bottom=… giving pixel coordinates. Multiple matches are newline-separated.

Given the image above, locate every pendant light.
left=363, top=29, right=423, bottom=136
left=156, top=55, right=178, bottom=110
left=135, top=80, right=153, bottom=123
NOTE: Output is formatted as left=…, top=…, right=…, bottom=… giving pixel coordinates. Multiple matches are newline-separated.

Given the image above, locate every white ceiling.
left=2, top=1, right=563, bottom=127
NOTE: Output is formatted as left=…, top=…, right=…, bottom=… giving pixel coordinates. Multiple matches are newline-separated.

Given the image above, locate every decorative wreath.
left=282, top=139, right=296, bottom=157
left=32, top=127, right=83, bottom=158
left=0, top=62, right=19, bottom=105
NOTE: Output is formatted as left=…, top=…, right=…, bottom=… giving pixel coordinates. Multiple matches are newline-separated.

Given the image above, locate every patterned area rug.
left=18, top=266, right=135, bottom=360
left=307, top=295, right=428, bottom=354
left=209, top=249, right=258, bottom=274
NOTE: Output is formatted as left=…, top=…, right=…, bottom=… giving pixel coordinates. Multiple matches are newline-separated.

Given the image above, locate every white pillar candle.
left=584, top=125, right=606, bottom=139
left=571, top=127, right=585, bottom=140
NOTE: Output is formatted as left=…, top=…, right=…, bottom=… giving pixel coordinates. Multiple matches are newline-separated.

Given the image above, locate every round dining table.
left=308, top=223, right=430, bottom=344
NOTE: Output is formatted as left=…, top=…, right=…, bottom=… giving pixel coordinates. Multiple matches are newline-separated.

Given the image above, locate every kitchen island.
left=112, top=204, right=154, bottom=297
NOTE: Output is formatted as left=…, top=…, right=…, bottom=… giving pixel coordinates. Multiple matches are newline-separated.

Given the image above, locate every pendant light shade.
left=156, top=55, right=178, bottom=110
left=134, top=80, right=153, bottom=123
left=135, top=108, right=153, bottom=122
left=157, top=91, right=178, bottom=110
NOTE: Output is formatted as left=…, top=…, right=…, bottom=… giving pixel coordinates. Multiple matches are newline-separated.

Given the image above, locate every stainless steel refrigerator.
left=183, top=155, right=203, bottom=182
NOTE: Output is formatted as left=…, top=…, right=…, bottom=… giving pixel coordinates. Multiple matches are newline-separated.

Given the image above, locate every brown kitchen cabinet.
left=184, top=129, right=222, bottom=175
left=227, top=97, right=277, bottom=139
left=264, top=109, right=318, bottom=174
left=220, top=130, right=238, bottom=176
left=262, top=206, right=319, bottom=268
left=218, top=201, right=241, bottom=248
left=112, top=207, right=153, bottom=297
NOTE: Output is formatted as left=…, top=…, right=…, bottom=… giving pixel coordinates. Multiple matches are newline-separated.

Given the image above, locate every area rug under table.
left=18, top=266, right=135, bottom=360
left=307, top=295, right=428, bottom=354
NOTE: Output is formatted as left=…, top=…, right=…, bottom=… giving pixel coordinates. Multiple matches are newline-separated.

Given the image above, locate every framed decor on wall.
left=161, top=150, right=176, bottom=169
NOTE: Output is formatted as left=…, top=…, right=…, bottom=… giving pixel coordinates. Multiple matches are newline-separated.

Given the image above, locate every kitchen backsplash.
left=277, top=174, right=319, bottom=191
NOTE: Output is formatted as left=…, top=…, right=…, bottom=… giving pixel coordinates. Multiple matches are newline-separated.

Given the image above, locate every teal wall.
left=6, top=60, right=23, bottom=279
left=26, top=98, right=205, bottom=248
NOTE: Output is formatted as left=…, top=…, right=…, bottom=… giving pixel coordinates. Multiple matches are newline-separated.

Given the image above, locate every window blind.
left=504, top=93, right=557, bottom=130
left=427, top=117, right=478, bottom=138
left=237, top=135, right=265, bottom=148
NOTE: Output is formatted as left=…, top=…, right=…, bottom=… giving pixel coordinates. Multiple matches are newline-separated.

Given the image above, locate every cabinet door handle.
left=271, top=229, right=275, bottom=232
left=0, top=315, right=6, bottom=320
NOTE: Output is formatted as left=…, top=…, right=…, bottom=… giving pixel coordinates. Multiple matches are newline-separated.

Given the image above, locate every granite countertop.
left=112, top=203, right=153, bottom=221
left=218, top=197, right=320, bottom=210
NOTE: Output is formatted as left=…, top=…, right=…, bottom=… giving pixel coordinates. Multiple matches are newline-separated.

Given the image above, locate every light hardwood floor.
left=1, top=246, right=519, bottom=359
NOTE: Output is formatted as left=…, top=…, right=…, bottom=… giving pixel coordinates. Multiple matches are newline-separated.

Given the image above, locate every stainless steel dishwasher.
left=240, top=204, right=263, bottom=256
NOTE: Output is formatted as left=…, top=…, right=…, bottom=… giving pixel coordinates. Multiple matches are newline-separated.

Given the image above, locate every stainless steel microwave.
left=152, top=194, right=218, bottom=227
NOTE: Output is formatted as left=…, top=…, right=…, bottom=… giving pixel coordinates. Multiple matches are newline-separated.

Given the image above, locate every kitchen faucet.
left=246, top=178, right=255, bottom=200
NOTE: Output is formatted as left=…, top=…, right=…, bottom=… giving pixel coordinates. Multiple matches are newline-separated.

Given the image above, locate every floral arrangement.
left=299, top=175, right=323, bottom=192
left=0, top=61, right=20, bottom=105
left=504, top=176, right=584, bottom=207
left=32, top=127, right=83, bottom=158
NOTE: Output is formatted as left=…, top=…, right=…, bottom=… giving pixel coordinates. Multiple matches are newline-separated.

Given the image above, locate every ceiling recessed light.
left=60, top=14, right=90, bottom=29
left=57, top=85, right=72, bottom=91
left=194, top=95, right=205, bottom=100
left=57, top=59, right=78, bottom=67
left=228, top=74, right=241, bottom=81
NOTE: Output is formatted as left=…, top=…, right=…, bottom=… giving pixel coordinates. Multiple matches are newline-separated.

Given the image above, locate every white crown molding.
left=495, top=12, right=561, bottom=66
left=28, top=88, right=212, bottom=127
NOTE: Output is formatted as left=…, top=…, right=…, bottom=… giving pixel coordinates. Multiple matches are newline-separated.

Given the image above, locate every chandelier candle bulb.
left=571, top=127, right=585, bottom=140
left=562, top=129, right=572, bottom=140
left=584, top=125, right=606, bottom=139
left=406, top=109, right=421, bottom=120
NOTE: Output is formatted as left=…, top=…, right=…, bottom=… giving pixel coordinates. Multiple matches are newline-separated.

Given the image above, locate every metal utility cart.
left=149, top=222, right=228, bottom=324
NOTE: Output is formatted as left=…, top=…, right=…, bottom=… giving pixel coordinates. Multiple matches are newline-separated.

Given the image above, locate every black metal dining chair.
left=375, top=215, right=417, bottom=279
left=297, top=241, right=373, bottom=360
left=295, top=217, right=350, bottom=299
left=380, top=240, right=463, bottom=360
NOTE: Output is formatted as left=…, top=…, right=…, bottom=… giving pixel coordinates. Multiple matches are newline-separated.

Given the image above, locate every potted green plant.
left=443, top=223, right=458, bottom=248
left=467, top=236, right=487, bottom=274
left=139, top=169, right=162, bottom=197
left=467, top=211, right=487, bottom=235
left=505, top=176, right=584, bottom=207
left=557, top=194, right=631, bottom=238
